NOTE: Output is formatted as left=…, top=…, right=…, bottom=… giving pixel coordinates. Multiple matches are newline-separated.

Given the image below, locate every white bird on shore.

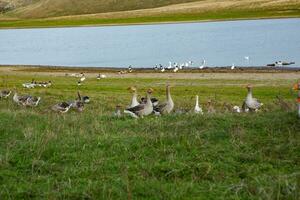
left=173, top=66, right=179, bottom=72
left=231, top=63, right=235, bottom=70
left=194, top=95, right=203, bottom=114
left=199, top=59, right=206, bottom=69
left=168, top=61, right=173, bottom=69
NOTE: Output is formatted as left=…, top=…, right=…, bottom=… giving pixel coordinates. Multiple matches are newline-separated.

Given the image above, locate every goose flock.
left=1, top=82, right=299, bottom=118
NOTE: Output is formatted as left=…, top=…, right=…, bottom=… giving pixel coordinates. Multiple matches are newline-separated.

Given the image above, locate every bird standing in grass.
left=124, top=88, right=154, bottom=118
left=127, top=86, right=139, bottom=108
left=194, top=95, right=203, bottom=114
left=154, top=84, right=174, bottom=115
left=243, top=84, right=263, bottom=112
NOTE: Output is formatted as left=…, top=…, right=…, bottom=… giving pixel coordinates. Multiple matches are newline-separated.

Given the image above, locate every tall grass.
left=0, top=73, right=299, bottom=199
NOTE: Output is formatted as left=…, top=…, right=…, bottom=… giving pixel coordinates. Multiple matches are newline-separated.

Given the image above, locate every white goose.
left=244, top=84, right=263, bottom=112
left=154, top=84, right=174, bottom=115
left=127, top=86, right=139, bottom=108
left=0, top=90, right=11, bottom=98
left=199, top=59, right=206, bottom=69
left=231, top=63, right=235, bottom=70
left=124, top=88, right=154, bottom=118
left=194, top=95, right=203, bottom=114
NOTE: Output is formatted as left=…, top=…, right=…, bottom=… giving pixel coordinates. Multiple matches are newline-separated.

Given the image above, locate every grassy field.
left=0, top=0, right=299, bottom=28
left=0, top=67, right=300, bottom=199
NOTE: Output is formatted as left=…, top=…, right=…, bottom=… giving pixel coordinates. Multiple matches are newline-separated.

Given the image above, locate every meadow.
left=0, top=68, right=300, bottom=199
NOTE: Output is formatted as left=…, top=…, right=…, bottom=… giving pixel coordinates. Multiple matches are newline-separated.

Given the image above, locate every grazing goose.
left=293, top=82, right=300, bottom=118
left=194, top=95, right=203, bottom=114
left=25, top=96, right=41, bottom=107
left=154, top=84, right=174, bottom=115
left=127, top=86, right=139, bottom=108
left=0, top=90, right=11, bottom=98
left=244, top=84, right=263, bottom=112
left=13, top=92, right=28, bottom=106
left=52, top=102, right=72, bottom=113
left=124, top=88, right=154, bottom=118
left=13, top=92, right=40, bottom=107
left=207, top=100, right=216, bottom=114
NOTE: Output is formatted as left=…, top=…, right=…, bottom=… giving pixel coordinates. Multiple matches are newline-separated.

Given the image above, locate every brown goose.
left=153, top=84, right=174, bottom=115
left=0, top=90, right=11, bottom=98
left=207, top=100, right=216, bottom=114
left=244, top=84, right=263, bottom=112
left=124, top=88, right=154, bottom=118
left=13, top=92, right=40, bottom=107
left=52, top=102, right=72, bottom=113
left=69, top=92, right=85, bottom=112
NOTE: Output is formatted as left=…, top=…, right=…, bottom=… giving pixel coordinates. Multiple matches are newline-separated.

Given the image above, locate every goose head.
left=127, top=86, right=137, bottom=93
left=246, top=84, right=253, bottom=91
left=147, top=88, right=154, bottom=95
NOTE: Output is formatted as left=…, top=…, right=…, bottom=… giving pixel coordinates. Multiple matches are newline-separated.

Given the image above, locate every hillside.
left=1, top=0, right=200, bottom=18
left=0, top=0, right=299, bottom=28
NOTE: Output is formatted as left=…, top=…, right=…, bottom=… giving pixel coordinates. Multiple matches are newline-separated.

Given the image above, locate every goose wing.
left=125, top=103, right=145, bottom=114
left=154, top=102, right=167, bottom=113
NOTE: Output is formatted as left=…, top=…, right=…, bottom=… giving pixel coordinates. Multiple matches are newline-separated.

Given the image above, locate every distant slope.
left=0, top=0, right=299, bottom=28
left=4, top=0, right=201, bottom=18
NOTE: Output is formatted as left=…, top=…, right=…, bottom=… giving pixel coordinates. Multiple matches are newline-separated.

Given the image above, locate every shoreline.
left=0, top=16, right=299, bottom=30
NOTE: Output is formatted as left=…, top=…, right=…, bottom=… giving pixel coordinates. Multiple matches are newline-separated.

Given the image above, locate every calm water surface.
left=0, top=18, right=299, bottom=68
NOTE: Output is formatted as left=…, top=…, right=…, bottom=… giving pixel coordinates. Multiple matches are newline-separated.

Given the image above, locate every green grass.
left=0, top=1, right=300, bottom=28
left=0, top=73, right=300, bottom=199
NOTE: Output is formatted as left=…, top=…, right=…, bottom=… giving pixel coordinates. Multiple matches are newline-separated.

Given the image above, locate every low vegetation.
left=0, top=70, right=299, bottom=199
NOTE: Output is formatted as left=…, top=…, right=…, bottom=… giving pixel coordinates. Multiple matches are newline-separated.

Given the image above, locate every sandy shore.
left=1, top=65, right=300, bottom=80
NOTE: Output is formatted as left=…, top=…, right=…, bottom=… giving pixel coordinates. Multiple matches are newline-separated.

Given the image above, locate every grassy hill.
left=0, top=0, right=300, bottom=28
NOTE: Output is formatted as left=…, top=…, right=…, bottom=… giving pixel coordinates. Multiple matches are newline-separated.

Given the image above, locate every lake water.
left=0, top=18, right=299, bottom=68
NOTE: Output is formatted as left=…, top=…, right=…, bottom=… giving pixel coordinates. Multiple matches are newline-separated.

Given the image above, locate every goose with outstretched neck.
left=244, top=84, right=263, bottom=112
left=127, top=86, right=139, bottom=108
left=154, top=84, right=174, bottom=115
left=124, top=88, right=154, bottom=118
left=194, top=95, right=203, bottom=114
